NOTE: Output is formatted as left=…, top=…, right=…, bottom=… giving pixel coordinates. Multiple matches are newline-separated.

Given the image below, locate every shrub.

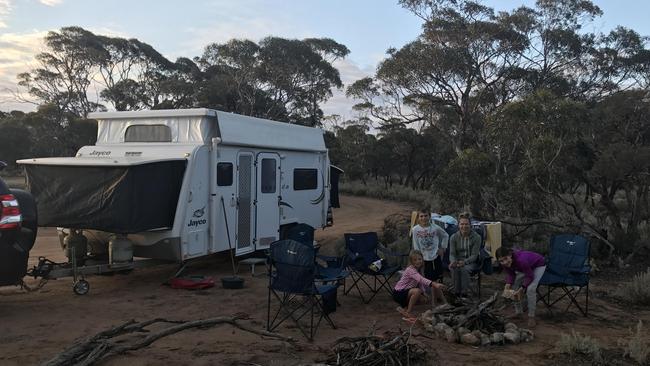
left=614, top=268, right=650, bottom=305
left=618, top=320, right=649, bottom=365
left=556, top=330, right=603, bottom=364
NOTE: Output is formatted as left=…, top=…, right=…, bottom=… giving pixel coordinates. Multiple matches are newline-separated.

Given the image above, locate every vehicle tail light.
left=0, top=194, right=21, bottom=229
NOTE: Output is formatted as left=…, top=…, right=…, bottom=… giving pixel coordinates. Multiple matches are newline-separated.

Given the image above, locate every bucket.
left=109, top=235, right=133, bottom=264
left=221, top=276, right=244, bottom=289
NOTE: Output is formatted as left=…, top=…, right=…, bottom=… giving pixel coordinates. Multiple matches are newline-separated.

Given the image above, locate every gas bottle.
left=63, top=229, right=87, bottom=262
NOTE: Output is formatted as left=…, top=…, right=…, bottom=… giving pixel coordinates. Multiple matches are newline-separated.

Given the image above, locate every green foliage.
left=196, top=36, right=348, bottom=126
left=434, top=148, right=493, bottom=214
left=618, top=321, right=650, bottom=365
left=556, top=330, right=603, bottom=364
left=0, top=106, right=96, bottom=166
left=614, top=268, right=650, bottom=305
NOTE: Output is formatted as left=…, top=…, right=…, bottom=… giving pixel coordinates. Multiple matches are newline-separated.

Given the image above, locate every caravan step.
left=237, top=257, right=267, bottom=276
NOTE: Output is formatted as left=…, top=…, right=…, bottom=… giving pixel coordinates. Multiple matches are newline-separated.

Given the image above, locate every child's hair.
left=409, top=249, right=424, bottom=264
left=495, top=246, right=513, bottom=259
left=458, top=211, right=472, bottom=221
left=419, top=208, right=430, bottom=215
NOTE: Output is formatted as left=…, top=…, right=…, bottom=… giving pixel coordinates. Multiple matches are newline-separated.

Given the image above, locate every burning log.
left=420, top=292, right=534, bottom=346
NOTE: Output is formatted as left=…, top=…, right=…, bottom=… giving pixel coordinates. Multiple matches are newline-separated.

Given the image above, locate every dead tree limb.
left=43, top=316, right=295, bottom=366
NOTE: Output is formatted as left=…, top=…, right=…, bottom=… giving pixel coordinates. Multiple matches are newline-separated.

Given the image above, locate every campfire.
left=329, top=330, right=430, bottom=366
left=419, top=292, right=534, bottom=346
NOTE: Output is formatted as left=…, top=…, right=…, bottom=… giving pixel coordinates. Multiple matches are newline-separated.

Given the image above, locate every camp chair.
left=286, top=223, right=315, bottom=246
left=286, top=224, right=350, bottom=287
left=266, top=239, right=337, bottom=341
left=344, top=232, right=404, bottom=304
left=537, top=234, right=591, bottom=316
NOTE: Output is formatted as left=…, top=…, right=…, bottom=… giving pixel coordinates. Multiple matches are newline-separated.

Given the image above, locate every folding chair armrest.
left=377, top=245, right=408, bottom=258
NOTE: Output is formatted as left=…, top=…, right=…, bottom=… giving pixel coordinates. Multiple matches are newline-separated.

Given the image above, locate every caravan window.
left=293, top=169, right=318, bottom=190
left=217, top=163, right=233, bottom=186
left=261, top=159, right=276, bottom=193
left=124, top=125, right=172, bottom=142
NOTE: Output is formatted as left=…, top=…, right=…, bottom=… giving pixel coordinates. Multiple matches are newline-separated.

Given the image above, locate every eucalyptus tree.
left=348, top=0, right=526, bottom=154
left=197, top=37, right=348, bottom=126
left=17, top=27, right=107, bottom=117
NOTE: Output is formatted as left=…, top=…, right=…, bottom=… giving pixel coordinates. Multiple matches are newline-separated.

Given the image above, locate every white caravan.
left=18, top=109, right=338, bottom=263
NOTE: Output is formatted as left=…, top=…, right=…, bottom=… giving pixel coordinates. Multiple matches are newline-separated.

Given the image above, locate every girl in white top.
left=411, top=209, right=449, bottom=281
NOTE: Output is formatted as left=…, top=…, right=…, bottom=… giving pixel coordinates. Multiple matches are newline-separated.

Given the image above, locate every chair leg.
left=310, top=297, right=315, bottom=341
left=267, top=285, right=271, bottom=331
left=585, top=283, right=589, bottom=316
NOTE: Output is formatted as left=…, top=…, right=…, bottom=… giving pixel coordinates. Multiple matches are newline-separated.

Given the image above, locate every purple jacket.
left=503, top=250, right=545, bottom=288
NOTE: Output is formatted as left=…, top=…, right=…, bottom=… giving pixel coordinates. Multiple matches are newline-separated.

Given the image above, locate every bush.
left=618, top=320, right=649, bottom=365
left=614, top=268, right=650, bottom=305
left=382, top=213, right=412, bottom=244
left=556, top=330, right=603, bottom=364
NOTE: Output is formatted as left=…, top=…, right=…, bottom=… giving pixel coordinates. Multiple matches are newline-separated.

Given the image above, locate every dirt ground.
left=1, top=195, right=648, bottom=365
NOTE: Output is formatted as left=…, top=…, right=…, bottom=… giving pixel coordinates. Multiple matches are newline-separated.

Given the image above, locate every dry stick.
left=43, top=319, right=138, bottom=366
left=43, top=316, right=294, bottom=366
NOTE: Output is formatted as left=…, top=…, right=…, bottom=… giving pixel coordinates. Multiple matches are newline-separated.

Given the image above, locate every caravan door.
left=255, top=153, right=281, bottom=250
left=235, top=152, right=255, bottom=255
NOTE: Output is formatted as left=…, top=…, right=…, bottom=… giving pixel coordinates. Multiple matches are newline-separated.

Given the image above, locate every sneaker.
left=527, top=317, right=536, bottom=328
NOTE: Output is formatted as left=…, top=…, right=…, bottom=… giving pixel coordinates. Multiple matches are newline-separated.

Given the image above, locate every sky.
left=0, top=0, right=649, bottom=119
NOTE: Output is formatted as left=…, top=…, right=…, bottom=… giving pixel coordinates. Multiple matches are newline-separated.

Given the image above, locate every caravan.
left=19, top=109, right=339, bottom=269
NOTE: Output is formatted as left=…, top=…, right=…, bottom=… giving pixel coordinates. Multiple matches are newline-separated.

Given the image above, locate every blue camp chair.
left=537, top=234, right=591, bottom=316
left=344, top=232, right=404, bottom=304
left=286, top=223, right=315, bottom=246
left=266, top=239, right=337, bottom=340
left=286, top=224, right=350, bottom=287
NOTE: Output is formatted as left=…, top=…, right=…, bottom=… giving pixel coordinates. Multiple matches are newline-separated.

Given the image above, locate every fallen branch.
left=43, top=316, right=295, bottom=366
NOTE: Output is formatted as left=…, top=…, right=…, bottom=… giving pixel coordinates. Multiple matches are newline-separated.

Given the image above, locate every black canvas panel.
left=25, top=160, right=186, bottom=233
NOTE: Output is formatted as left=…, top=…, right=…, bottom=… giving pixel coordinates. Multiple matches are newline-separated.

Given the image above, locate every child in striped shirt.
left=393, top=250, right=446, bottom=320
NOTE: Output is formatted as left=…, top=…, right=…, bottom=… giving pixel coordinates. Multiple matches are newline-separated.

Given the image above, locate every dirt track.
left=0, top=195, right=648, bottom=365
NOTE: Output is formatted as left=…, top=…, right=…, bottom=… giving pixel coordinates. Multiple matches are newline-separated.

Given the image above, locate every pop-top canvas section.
left=89, top=109, right=219, bottom=145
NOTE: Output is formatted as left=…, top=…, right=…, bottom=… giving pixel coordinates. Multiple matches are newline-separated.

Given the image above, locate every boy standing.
left=411, top=209, right=449, bottom=282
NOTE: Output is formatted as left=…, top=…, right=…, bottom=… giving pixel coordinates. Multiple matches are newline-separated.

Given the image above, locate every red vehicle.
left=0, top=161, right=38, bottom=286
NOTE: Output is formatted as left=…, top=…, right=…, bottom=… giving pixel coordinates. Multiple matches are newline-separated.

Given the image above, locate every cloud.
left=177, top=0, right=311, bottom=58
left=183, top=17, right=306, bottom=57
left=39, top=0, right=63, bottom=6
left=0, top=0, right=11, bottom=28
left=0, top=31, right=46, bottom=112
left=321, top=58, right=375, bottom=121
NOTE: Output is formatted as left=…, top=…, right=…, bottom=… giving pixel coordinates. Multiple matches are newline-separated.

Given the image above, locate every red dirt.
left=0, top=195, right=648, bottom=365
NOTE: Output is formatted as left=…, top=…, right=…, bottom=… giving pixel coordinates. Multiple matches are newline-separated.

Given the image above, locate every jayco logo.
left=188, top=218, right=207, bottom=227
left=193, top=206, right=205, bottom=218
left=89, top=150, right=111, bottom=156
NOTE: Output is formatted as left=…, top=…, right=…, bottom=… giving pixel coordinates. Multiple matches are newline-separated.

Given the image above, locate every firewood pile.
left=329, top=331, right=432, bottom=366
left=419, top=292, right=534, bottom=346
